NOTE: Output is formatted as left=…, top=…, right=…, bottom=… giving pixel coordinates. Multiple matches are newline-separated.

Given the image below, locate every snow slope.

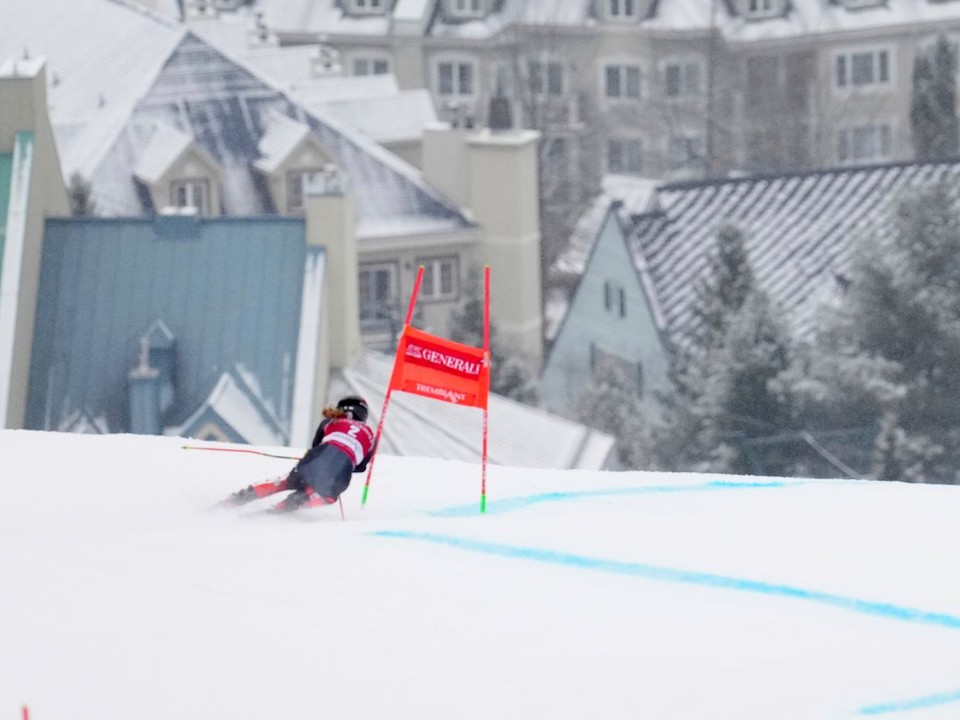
left=2, top=430, right=960, bottom=719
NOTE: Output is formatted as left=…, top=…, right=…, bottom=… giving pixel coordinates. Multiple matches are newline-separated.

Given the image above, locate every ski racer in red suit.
left=220, top=396, right=376, bottom=513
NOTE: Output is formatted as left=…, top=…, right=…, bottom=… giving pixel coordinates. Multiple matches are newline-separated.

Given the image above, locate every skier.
left=219, top=396, right=376, bottom=513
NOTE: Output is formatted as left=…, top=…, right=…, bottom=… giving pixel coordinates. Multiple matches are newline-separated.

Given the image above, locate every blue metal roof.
left=27, top=215, right=316, bottom=435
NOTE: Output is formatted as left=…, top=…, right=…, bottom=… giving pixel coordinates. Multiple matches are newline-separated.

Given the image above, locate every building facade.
left=242, top=0, right=960, bottom=199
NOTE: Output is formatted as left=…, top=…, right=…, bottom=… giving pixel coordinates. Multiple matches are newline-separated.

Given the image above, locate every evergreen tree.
left=639, top=224, right=793, bottom=474
left=911, top=35, right=960, bottom=161
left=790, top=184, right=960, bottom=483
left=447, top=268, right=540, bottom=405
left=67, top=172, right=97, bottom=216
left=571, top=361, right=646, bottom=468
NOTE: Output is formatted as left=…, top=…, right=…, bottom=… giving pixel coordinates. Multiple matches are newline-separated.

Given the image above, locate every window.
left=349, top=0, right=386, bottom=15
left=352, top=56, right=390, bottom=76
left=605, top=64, right=642, bottom=101
left=447, top=0, right=484, bottom=18
left=359, top=263, right=399, bottom=330
left=603, top=281, right=627, bottom=318
left=590, top=344, right=643, bottom=394
left=835, top=49, right=891, bottom=89
left=529, top=60, right=564, bottom=97
left=607, top=0, right=638, bottom=19
left=664, top=59, right=702, bottom=98
left=170, top=178, right=210, bottom=214
left=419, top=257, right=459, bottom=301
left=838, top=124, right=893, bottom=164
left=544, top=137, right=568, bottom=178
left=743, top=0, right=782, bottom=18
left=436, top=59, right=476, bottom=96
left=667, top=135, right=704, bottom=170
left=607, top=138, right=643, bottom=174
left=285, top=170, right=323, bottom=213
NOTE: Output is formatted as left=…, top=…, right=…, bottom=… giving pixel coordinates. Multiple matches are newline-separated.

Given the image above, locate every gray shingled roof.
left=91, top=32, right=470, bottom=236
left=26, top=216, right=313, bottom=436
left=629, top=160, right=960, bottom=348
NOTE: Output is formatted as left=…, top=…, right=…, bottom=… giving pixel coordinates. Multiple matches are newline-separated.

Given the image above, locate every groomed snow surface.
left=3, top=429, right=960, bottom=719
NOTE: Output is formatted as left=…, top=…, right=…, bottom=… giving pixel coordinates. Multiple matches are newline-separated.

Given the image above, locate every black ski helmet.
left=337, top=395, right=369, bottom=422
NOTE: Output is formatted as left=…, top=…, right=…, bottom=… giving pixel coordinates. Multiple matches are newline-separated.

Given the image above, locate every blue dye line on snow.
left=858, top=688, right=960, bottom=715
left=371, top=530, right=960, bottom=631
left=431, top=479, right=809, bottom=517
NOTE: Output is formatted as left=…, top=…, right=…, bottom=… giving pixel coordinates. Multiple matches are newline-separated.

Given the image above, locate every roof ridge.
left=179, top=30, right=471, bottom=226
left=105, top=0, right=182, bottom=29
left=657, top=157, right=960, bottom=193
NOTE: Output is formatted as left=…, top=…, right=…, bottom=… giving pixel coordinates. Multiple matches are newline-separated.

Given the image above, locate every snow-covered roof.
left=0, top=0, right=184, bottom=178
left=315, top=90, right=437, bottom=144
left=133, top=123, right=195, bottom=184
left=630, top=160, right=960, bottom=347
left=330, top=350, right=616, bottom=470
left=3, top=0, right=469, bottom=233
left=256, top=0, right=392, bottom=36
left=554, top=174, right=659, bottom=279
left=167, top=367, right=289, bottom=446
left=188, top=18, right=437, bottom=144
left=252, top=0, right=960, bottom=42
left=253, top=112, right=313, bottom=174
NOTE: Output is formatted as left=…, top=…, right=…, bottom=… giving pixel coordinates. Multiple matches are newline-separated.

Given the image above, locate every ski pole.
left=181, top=445, right=302, bottom=461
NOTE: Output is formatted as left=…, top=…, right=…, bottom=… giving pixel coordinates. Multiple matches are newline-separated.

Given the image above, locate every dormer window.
left=445, top=0, right=487, bottom=19
left=134, top=123, right=222, bottom=216
left=606, top=0, right=640, bottom=21
left=286, top=170, right=323, bottom=213
left=171, top=178, right=211, bottom=215
left=348, top=0, right=387, bottom=16
left=742, top=0, right=784, bottom=19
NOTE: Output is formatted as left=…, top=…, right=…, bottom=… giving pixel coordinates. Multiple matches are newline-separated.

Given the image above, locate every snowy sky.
left=3, top=429, right=960, bottom=719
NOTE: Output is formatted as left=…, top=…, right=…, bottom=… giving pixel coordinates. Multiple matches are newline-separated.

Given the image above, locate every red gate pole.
left=361, top=266, right=424, bottom=507
left=480, top=265, right=491, bottom=513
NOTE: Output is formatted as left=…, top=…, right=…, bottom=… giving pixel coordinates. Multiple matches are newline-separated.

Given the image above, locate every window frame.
left=417, top=256, right=460, bottom=303
left=661, top=56, right=704, bottom=100
left=590, top=343, right=644, bottom=395
left=837, top=122, right=894, bottom=165
left=351, top=53, right=391, bottom=76
left=359, top=261, right=401, bottom=332
left=170, top=177, right=211, bottom=215
left=833, top=46, right=894, bottom=92
left=607, top=136, right=644, bottom=175
left=606, top=0, right=639, bottom=22
left=433, top=55, right=478, bottom=98
left=742, top=0, right=782, bottom=19
left=348, top=0, right=387, bottom=16
left=446, top=0, right=485, bottom=19
left=603, top=61, right=643, bottom=103
left=528, top=57, right=565, bottom=98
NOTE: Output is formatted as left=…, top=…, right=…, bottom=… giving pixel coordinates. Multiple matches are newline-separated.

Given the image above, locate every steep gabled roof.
left=0, top=0, right=184, bottom=178
left=630, top=160, right=960, bottom=347
left=91, top=31, right=471, bottom=234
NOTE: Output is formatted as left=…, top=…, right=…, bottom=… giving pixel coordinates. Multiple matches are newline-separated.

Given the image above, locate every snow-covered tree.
left=639, top=224, right=793, bottom=474
left=785, top=184, right=960, bottom=483
left=571, top=361, right=646, bottom=468
left=911, top=35, right=960, bottom=161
